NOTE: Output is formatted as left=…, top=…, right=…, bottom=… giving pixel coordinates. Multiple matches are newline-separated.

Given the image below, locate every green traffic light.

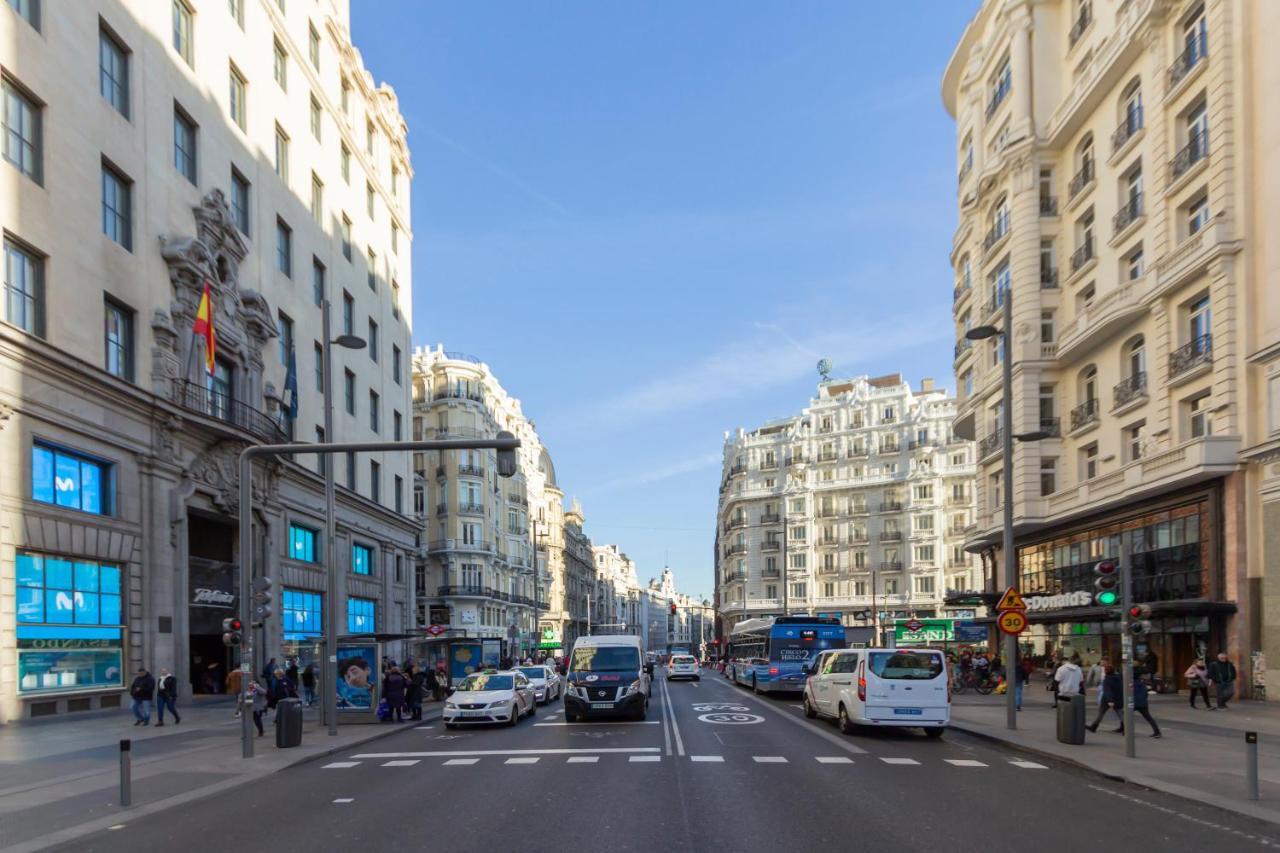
left=1096, top=590, right=1118, bottom=606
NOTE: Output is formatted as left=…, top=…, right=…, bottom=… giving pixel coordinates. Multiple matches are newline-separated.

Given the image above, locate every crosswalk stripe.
left=752, top=756, right=788, bottom=763
left=323, top=762, right=360, bottom=769
left=413, top=726, right=434, bottom=730
left=945, top=759, right=988, bottom=767
left=332, top=798, right=355, bottom=804
left=1010, top=760, right=1048, bottom=769
left=690, top=755, right=724, bottom=763
left=505, top=757, right=540, bottom=765
left=879, top=758, right=920, bottom=765
left=443, top=758, right=479, bottom=766
left=629, top=756, right=661, bottom=763
left=566, top=756, right=599, bottom=764
left=381, top=760, right=420, bottom=767
left=815, top=756, right=854, bottom=764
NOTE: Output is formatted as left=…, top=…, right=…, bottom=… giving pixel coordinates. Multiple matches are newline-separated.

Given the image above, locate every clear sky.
left=352, top=1, right=980, bottom=600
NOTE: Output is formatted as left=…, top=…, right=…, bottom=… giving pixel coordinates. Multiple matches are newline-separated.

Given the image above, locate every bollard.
left=1246, top=731, right=1260, bottom=801
left=119, top=739, right=131, bottom=807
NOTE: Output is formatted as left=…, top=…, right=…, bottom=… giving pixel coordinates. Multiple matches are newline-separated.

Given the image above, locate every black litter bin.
left=1056, top=692, right=1086, bottom=745
left=275, top=697, right=303, bottom=748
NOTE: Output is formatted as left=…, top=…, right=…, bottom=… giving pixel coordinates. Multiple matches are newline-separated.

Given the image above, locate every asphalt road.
left=63, top=667, right=1280, bottom=852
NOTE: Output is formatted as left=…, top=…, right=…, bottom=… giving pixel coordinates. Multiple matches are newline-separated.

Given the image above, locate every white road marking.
left=659, top=678, right=674, bottom=757
left=1010, top=760, right=1048, bottom=769
left=443, top=758, right=480, bottom=766
left=815, top=756, right=854, bottom=764
left=1086, top=783, right=1280, bottom=847
left=381, top=760, right=420, bottom=767
left=533, top=721, right=661, bottom=727
left=661, top=676, right=687, bottom=756
left=701, top=675, right=869, bottom=755
left=753, top=756, right=788, bottom=763
left=790, top=705, right=804, bottom=709
left=505, top=757, right=540, bottom=765
left=629, top=755, right=661, bottom=763
left=332, top=798, right=354, bottom=804
left=414, top=726, right=434, bottom=730
left=690, top=755, right=724, bottom=762
left=566, top=756, right=599, bottom=764
left=323, top=762, right=360, bottom=769
left=946, top=759, right=988, bottom=767
left=353, top=748, right=661, bottom=758
left=879, top=758, right=920, bottom=765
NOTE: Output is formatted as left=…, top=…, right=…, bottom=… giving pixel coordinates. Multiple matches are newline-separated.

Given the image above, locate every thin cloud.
left=586, top=452, right=723, bottom=495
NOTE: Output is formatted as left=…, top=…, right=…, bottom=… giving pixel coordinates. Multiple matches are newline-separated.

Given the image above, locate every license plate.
left=893, top=708, right=924, bottom=716
left=460, top=710, right=488, bottom=717
left=590, top=702, right=614, bottom=709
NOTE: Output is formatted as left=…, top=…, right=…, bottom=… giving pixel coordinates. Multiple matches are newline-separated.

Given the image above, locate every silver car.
left=518, top=665, right=562, bottom=704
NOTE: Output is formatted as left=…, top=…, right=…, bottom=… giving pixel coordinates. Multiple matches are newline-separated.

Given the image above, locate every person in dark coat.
left=129, top=668, right=156, bottom=726
left=262, top=657, right=277, bottom=687
left=156, top=667, right=182, bottom=726
left=424, top=666, right=441, bottom=702
left=1117, top=677, right=1162, bottom=738
left=301, top=664, right=317, bottom=707
left=1086, top=667, right=1124, bottom=733
left=406, top=665, right=426, bottom=721
left=268, top=667, right=295, bottom=717
left=285, top=660, right=300, bottom=689
left=381, top=666, right=407, bottom=722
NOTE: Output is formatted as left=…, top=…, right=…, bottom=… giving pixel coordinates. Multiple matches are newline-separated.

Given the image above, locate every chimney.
left=920, top=377, right=936, bottom=393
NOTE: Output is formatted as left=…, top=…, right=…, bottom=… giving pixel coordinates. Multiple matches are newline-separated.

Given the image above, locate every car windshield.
left=518, top=667, right=545, bottom=679
left=672, top=656, right=695, bottom=664
left=458, top=674, right=513, bottom=691
left=572, top=646, right=640, bottom=672
left=868, top=652, right=944, bottom=680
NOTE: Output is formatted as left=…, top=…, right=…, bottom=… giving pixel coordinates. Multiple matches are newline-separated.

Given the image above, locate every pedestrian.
left=1086, top=666, right=1123, bottom=732
left=1184, top=659, right=1212, bottom=709
left=285, top=659, right=300, bottom=690
left=1208, top=652, right=1237, bottom=709
left=407, top=665, right=426, bottom=721
left=1054, top=655, right=1084, bottom=706
left=1117, top=676, right=1162, bottom=738
left=155, top=667, right=182, bottom=726
left=1142, top=649, right=1159, bottom=680
left=1014, top=655, right=1029, bottom=711
left=248, top=677, right=268, bottom=737
left=381, top=665, right=407, bottom=722
left=1087, top=657, right=1109, bottom=712
left=425, top=665, right=441, bottom=702
left=226, top=666, right=244, bottom=718
left=301, top=664, right=317, bottom=707
left=129, top=668, right=155, bottom=726
left=268, top=668, right=295, bottom=719
left=262, top=657, right=277, bottom=687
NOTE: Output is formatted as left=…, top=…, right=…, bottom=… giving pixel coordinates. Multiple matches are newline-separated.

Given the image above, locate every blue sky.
left=352, top=1, right=980, bottom=599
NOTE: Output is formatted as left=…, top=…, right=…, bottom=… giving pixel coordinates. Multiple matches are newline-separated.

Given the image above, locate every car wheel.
left=803, top=696, right=818, bottom=719
left=508, top=704, right=519, bottom=726
left=924, top=727, right=945, bottom=740
left=635, top=699, right=647, bottom=722
left=838, top=704, right=856, bottom=735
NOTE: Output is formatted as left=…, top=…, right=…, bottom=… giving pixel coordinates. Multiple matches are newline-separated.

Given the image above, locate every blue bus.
left=728, top=615, right=845, bottom=694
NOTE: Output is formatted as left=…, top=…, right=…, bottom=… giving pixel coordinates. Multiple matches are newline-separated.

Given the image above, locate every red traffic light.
left=222, top=617, right=243, bottom=632
left=1128, top=606, right=1142, bottom=619
left=669, top=603, right=678, bottom=615
left=1094, top=560, right=1117, bottom=576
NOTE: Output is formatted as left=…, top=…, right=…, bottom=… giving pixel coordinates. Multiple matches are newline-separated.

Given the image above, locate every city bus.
left=728, top=615, right=845, bottom=694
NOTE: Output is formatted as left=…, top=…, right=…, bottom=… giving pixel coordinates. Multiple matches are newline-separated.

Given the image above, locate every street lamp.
left=322, top=301, right=366, bottom=737
left=964, top=288, right=1047, bottom=731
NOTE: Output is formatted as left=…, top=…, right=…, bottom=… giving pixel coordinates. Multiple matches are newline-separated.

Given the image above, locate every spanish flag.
left=193, top=282, right=216, bottom=376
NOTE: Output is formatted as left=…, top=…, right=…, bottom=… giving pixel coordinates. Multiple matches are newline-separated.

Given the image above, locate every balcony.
left=817, top=451, right=838, bottom=463
left=1111, top=109, right=1143, bottom=155
left=817, top=537, right=840, bottom=548
left=761, top=566, right=781, bottom=578
left=170, top=379, right=287, bottom=444
left=1040, top=417, right=1062, bottom=438
left=1068, top=161, right=1095, bottom=201
left=945, top=494, right=969, bottom=507
left=784, top=455, right=808, bottom=466
left=725, top=516, right=749, bottom=530
left=761, top=540, right=781, bottom=552
left=817, top=562, right=839, bottom=575
left=428, top=539, right=492, bottom=554
left=1040, top=196, right=1059, bottom=217
left=1170, top=131, right=1209, bottom=183
left=723, top=570, right=746, bottom=583
left=1070, top=238, right=1095, bottom=274
left=458, top=502, right=486, bottom=515
left=879, top=561, right=904, bottom=572
left=728, top=463, right=747, bottom=477
left=433, top=389, right=485, bottom=403
left=879, top=531, right=903, bottom=542
left=982, top=221, right=1010, bottom=254
left=437, top=584, right=492, bottom=598
left=1041, top=267, right=1059, bottom=289
left=1112, top=193, right=1144, bottom=237
left=954, top=282, right=970, bottom=303
left=1168, top=37, right=1207, bottom=91
left=955, top=338, right=972, bottom=360
left=848, top=534, right=869, bottom=545
left=1056, top=280, right=1144, bottom=360
left=459, top=463, right=485, bottom=477
left=908, top=439, right=939, bottom=451
left=878, top=443, right=900, bottom=455
left=1069, top=398, right=1101, bottom=433
left=879, top=501, right=903, bottom=513
left=1113, top=371, right=1148, bottom=410
left=1169, top=335, right=1213, bottom=380
left=848, top=504, right=869, bottom=516
left=507, top=493, right=528, bottom=506
left=760, top=512, right=781, bottom=525
left=978, top=430, right=1002, bottom=459
left=759, top=459, right=779, bottom=470
left=817, top=506, right=838, bottom=518
left=435, top=465, right=446, bottom=477
left=847, top=448, right=869, bottom=459
left=724, top=544, right=748, bottom=557
left=1068, top=4, right=1092, bottom=47
left=435, top=502, right=448, bottom=515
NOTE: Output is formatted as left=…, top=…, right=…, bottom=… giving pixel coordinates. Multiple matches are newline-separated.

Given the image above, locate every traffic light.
left=1093, top=560, right=1120, bottom=606
left=496, top=430, right=518, bottom=478
left=669, top=602, right=678, bottom=615
left=1128, top=603, right=1152, bottom=635
left=251, top=576, right=273, bottom=627
left=221, top=617, right=243, bottom=646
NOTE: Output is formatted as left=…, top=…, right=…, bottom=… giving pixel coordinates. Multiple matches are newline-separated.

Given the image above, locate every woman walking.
left=1185, top=659, right=1212, bottom=709
left=1086, top=666, right=1124, bottom=733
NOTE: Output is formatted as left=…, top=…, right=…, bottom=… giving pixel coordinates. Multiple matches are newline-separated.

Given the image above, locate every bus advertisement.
left=727, top=616, right=845, bottom=694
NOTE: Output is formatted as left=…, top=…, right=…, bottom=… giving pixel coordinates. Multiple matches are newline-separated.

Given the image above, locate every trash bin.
left=275, top=697, right=303, bottom=748
left=1056, top=692, right=1086, bottom=745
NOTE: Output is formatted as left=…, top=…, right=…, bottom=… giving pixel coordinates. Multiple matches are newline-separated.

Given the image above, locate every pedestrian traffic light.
left=222, top=617, right=243, bottom=646
left=1093, top=560, right=1120, bottom=606
left=1128, top=603, right=1152, bottom=636
left=251, top=575, right=273, bottom=627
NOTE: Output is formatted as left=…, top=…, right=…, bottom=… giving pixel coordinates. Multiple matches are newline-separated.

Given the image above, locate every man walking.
left=1208, top=652, right=1237, bottom=710
left=129, top=668, right=155, bottom=726
left=155, top=668, right=181, bottom=726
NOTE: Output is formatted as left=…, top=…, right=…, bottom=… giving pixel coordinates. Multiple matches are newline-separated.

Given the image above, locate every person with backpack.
left=1209, top=652, right=1237, bottom=709
left=155, top=667, right=181, bottom=726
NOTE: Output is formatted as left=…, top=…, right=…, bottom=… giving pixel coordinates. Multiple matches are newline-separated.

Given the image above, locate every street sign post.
left=995, top=587, right=1027, bottom=613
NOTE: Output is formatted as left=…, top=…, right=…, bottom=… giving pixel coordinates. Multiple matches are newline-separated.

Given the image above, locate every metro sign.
left=425, top=624, right=447, bottom=636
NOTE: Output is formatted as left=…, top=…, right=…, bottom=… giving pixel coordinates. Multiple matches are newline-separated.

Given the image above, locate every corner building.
left=0, top=0, right=415, bottom=720
left=944, top=0, right=1280, bottom=695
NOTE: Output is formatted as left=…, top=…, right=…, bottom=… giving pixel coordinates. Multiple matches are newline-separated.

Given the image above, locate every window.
left=392, top=344, right=402, bottom=385
left=288, top=523, right=319, bottom=563
left=392, top=222, right=400, bottom=255
left=392, top=165, right=401, bottom=197
left=370, top=461, right=381, bottom=502
left=367, top=247, right=377, bottom=290
left=990, top=55, right=1011, bottom=109
left=914, top=576, right=936, bottom=595
left=369, top=390, right=379, bottom=432
left=3, top=236, right=42, bottom=336
left=341, top=215, right=352, bottom=260
left=276, top=311, right=293, bottom=366
left=962, top=370, right=973, bottom=398
left=101, top=162, right=132, bottom=250
left=308, top=23, right=321, bottom=69
left=853, top=580, right=868, bottom=597
left=914, top=545, right=935, bottom=563
left=173, top=104, right=197, bottom=184
left=789, top=553, right=806, bottom=570
left=346, top=452, right=356, bottom=488
left=1039, top=384, right=1056, bottom=424
left=314, top=342, right=323, bottom=392
left=790, top=583, right=807, bottom=599
left=913, top=514, right=934, bottom=532
left=1080, top=442, right=1099, bottom=480
left=1127, top=244, right=1145, bottom=280
left=366, top=119, right=376, bottom=155
left=1189, top=294, right=1212, bottom=344
left=347, top=597, right=376, bottom=633
left=1126, top=336, right=1146, bottom=381
left=98, top=27, right=129, bottom=118
left=366, top=181, right=376, bottom=219
left=104, top=298, right=133, bottom=381
left=1187, top=392, right=1212, bottom=438
left=7, top=0, right=38, bottom=29
left=989, top=471, right=1001, bottom=509
left=913, top=484, right=933, bottom=501
left=276, top=217, right=292, bottom=277
left=884, top=579, right=898, bottom=596
left=1125, top=420, right=1146, bottom=462
left=2, top=77, right=40, bottom=184
left=1187, top=193, right=1210, bottom=235
left=788, top=524, right=806, bottom=541
left=368, top=318, right=378, bottom=362
left=352, top=543, right=373, bottom=575
left=342, top=291, right=353, bottom=335
left=228, top=65, right=246, bottom=130
left=341, top=77, right=352, bottom=115
left=340, top=143, right=351, bottom=183
left=17, top=552, right=122, bottom=628
left=173, top=1, right=193, bottom=67
left=394, top=410, right=402, bottom=441
left=230, top=168, right=250, bottom=233
left=32, top=443, right=112, bottom=514
left=273, top=39, right=287, bottom=90
left=312, top=259, right=325, bottom=306
left=309, top=95, right=322, bottom=141
left=310, top=172, right=323, bottom=224
left=395, top=476, right=404, bottom=514
left=282, top=589, right=322, bottom=639
left=274, top=125, right=289, bottom=181
left=344, top=369, right=355, bottom=415
left=1040, top=310, right=1055, bottom=343
left=229, top=0, right=244, bottom=28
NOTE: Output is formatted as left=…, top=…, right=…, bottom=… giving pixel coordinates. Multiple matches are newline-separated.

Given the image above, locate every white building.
left=715, top=374, right=979, bottom=637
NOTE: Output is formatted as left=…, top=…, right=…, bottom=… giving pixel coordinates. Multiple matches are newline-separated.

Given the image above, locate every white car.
left=443, top=670, right=537, bottom=727
left=803, top=648, right=948, bottom=738
left=666, top=654, right=700, bottom=681
left=518, top=665, right=562, bottom=704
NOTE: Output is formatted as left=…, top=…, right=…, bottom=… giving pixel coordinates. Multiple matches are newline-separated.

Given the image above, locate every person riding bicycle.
left=973, top=651, right=991, bottom=680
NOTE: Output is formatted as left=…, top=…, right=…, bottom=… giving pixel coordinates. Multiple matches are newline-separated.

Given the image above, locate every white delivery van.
left=564, top=635, right=652, bottom=722
left=802, top=647, right=948, bottom=738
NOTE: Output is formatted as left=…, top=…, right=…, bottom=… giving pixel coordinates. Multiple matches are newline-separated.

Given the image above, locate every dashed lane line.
left=1009, top=760, right=1048, bottom=770
left=533, top=721, right=661, bottom=727
left=815, top=756, right=854, bottom=764
left=690, top=755, right=724, bottom=763
left=352, top=748, right=662, bottom=758
left=504, top=757, right=540, bottom=765
left=323, top=762, right=360, bottom=769
left=879, top=758, right=921, bottom=765
left=332, top=799, right=354, bottom=804
left=629, top=756, right=662, bottom=763
left=753, top=756, right=788, bottom=764
left=443, top=758, right=479, bottom=766
left=566, top=756, right=599, bottom=764
left=945, top=759, right=988, bottom=767
left=381, top=760, right=420, bottom=767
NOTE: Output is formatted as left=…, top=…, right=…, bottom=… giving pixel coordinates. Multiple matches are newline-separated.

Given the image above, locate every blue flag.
left=283, top=348, right=299, bottom=420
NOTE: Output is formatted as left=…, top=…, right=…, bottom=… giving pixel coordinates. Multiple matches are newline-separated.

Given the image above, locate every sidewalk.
left=0, top=696, right=438, bottom=852
left=949, top=681, right=1280, bottom=826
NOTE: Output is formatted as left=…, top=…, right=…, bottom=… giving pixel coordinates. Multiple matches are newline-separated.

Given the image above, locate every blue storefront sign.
left=954, top=621, right=988, bottom=643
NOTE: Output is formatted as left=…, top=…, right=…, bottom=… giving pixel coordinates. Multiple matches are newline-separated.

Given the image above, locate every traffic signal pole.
left=1119, top=529, right=1135, bottom=759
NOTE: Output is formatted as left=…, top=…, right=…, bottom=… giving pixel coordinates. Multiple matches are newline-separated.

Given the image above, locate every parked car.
left=519, top=665, right=562, bottom=704
left=443, top=670, right=537, bottom=727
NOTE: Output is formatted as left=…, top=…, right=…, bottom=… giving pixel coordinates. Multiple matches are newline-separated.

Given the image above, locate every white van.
left=564, top=635, right=652, bottom=722
left=802, top=647, right=948, bottom=738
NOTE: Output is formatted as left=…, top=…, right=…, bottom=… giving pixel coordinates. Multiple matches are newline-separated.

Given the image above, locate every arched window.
left=1079, top=365, right=1097, bottom=403
left=1071, top=133, right=1095, bottom=197
left=991, top=195, right=1009, bottom=238
left=1119, top=78, right=1143, bottom=138
left=958, top=254, right=971, bottom=292
left=1125, top=336, right=1146, bottom=379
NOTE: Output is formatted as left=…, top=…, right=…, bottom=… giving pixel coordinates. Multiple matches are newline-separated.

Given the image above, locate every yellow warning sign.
left=995, top=587, right=1027, bottom=612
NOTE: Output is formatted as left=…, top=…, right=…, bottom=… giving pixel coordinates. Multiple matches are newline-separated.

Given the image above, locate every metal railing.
left=879, top=501, right=903, bottom=512
left=761, top=540, right=781, bottom=552
left=1171, top=130, right=1209, bottom=181
left=1068, top=160, right=1095, bottom=200
left=879, top=531, right=903, bottom=542
left=725, top=517, right=749, bottom=531
left=1040, top=416, right=1062, bottom=438
left=817, top=452, right=838, bottom=463
left=1113, top=193, right=1144, bottom=234
left=458, top=502, right=486, bottom=515
left=442, top=351, right=483, bottom=364
left=986, top=78, right=1011, bottom=118
left=428, top=540, right=491, bottom=553
left=1112, top=108, right=1143, bottom=153
left=848, top=504, right=868, bottom=515
left=759, top=459, right=779, bottom=470
left=879, top=561, right=904, bottom=572
left=760, top=512, right=781, bottom=525
left=1071, top=237, right=1095, bottom=273
left=1041, top=266, right=1059, bottom=289
left=459, top=463, right=485, bottom=477
left=1113, top=371, right=1147, bottom=408
left=435, top=503, right=448, bottom=515
left=983, top=221, right=1009, bottom=253
left=1168, top=36, right=1207, bottom=89
left=1070, top=398, right=1101, bottom=431
left=1169, top=334, right=1213, bottom=377
left=728, top=464, right=747, bottom=477
left=433, top=389, right=485, bottom=403
left=724, top=544, right=748, bottom=557
left=978, top=430, right=1002, bottom=458
left=847, top=448, right=869, bottom=458
left=171, top=379, right=287, bottom=444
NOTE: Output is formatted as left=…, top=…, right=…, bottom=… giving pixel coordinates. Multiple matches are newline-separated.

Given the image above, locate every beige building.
left=715, top=374, right=977, bottom=641
left=0, top=1, right=416, bottom=720
left=944, top=0, right=1279, bottom=695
